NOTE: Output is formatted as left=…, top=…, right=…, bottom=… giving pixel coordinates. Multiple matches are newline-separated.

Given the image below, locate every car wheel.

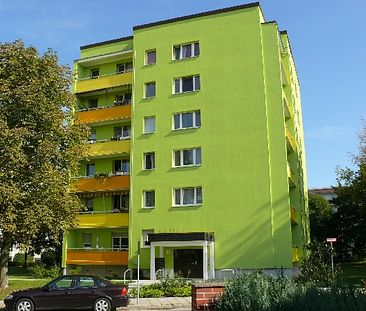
left=15, top=298, right=34, bottom=311
left=94, top=298, right=111, bottom=311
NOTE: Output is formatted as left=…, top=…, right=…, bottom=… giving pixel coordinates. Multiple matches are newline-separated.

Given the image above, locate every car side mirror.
left=42, top=285, right=50, bottom=292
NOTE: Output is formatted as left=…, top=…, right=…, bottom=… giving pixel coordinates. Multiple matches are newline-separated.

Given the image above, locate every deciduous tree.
left=0, top=40, right=89, bottom=287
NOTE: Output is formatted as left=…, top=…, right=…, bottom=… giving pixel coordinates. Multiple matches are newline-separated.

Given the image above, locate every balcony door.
left=112, top=234, right=128, bottom=251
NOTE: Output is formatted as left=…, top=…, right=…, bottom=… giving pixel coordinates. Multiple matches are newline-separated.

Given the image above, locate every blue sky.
left=1, top=0, right=365, bottom=188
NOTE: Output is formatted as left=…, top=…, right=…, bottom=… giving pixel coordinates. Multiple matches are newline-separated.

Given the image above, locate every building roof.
left=80, top=35, right=133, bottom=50
left=133, top=2, right=260, bottom=30
left=309, top=187, right=335, bottom=195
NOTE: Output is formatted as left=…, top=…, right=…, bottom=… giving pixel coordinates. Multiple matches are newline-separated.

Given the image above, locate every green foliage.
left=11, top=253, right=34, bottom=266
left=28, top=264, right=61, bottom=279
left=299, top=242, right=342, bottom=287
left=40, top=249, right=57, bottom=267
left=68, top=266, right=83, bottom=275
left=213, top=272, right=366, bottom=311
left=129, top=275, right=191, bottom=298
left=0, top=40, right=89, bottom=286
left=308, top=195, right=333, bottom=242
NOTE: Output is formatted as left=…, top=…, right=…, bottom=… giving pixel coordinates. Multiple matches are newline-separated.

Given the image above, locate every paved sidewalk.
left=120, top=297, right=191, bottom=310
left=0, top=297, right=191, bottom=311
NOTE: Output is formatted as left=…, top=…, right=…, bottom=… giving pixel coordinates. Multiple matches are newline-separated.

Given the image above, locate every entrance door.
left=174, top=249, right=203, bottom=278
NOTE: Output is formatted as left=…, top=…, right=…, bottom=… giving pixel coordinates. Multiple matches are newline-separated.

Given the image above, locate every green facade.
left=63, top=3, right=309, bottom=278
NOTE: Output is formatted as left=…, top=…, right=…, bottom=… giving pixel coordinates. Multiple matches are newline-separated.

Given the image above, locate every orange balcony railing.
left=67, top=249, right=128, bottom=265
left=76, top=104, right=131, bottom=125
left=74, top=175, right=130, bottom=193
left=74, top=72, right=133, bottom=94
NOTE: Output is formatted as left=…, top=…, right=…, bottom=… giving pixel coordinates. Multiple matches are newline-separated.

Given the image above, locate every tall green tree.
left=0, top=40, right=89, bottom=287
left=331, top=122, right=366, bottom=261
left=308, top=195, right=333, bottom=242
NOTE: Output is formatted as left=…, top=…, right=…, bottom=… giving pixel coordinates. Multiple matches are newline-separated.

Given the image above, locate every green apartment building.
left=62, top=2, right=310, bottom=280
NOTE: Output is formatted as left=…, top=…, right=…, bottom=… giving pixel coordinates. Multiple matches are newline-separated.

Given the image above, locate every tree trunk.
left=0, top=235, right=11, bottom=288
left=24, top=251, right=28, bottom=268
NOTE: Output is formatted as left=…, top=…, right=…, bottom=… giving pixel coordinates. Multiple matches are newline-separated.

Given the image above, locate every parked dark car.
left=4, top=275, right=129, bottom=311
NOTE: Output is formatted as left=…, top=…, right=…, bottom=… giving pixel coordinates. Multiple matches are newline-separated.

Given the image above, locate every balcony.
left=292, top=246, right=300, bottom=263
left=77, top=104, right=131, bottom=125
left=285, top=127, right=296, bottom=153
left=290, top=207, right=298, bottom=224
left=283, top=96, right=293, bottom=120
left=89, top=139, right=130, bottom=158
left=76, top=212, right=129, bottom=228
left=287, top=164, right=296, bottom=188
left=74, top=175, right=130, bottom=193
left=67, top=249, right=128, bottom=265
left=75, top=72, right=133, bottom=94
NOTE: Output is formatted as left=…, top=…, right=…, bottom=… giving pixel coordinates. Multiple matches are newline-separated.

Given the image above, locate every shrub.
left=213, top=272, right=366, bottom=311
left=28, top=264, right=61, bottom=279
left=129, top=274, right=192, bottom=298
left=299, top=242, right=342, bottom=287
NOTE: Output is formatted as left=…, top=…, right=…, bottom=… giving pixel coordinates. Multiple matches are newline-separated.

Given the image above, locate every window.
left=113, top=159, right=130, bottom=175
left=143, top=190, right=155, bottom=208
left=113, top=125, right=131, bottom=140
left=173, top=110, right=201, bottom=130
left=144, top=116, right=156, bottom=134
left=112, top=234, right=128, bottom=250
left=50, top=276, right=74, bottom=289
left=174, top=75, right=200, bottom=94
left=174, top=148, right=201, bottom=167
left=86, top=163, right=95, bottom=177
left=174, top=42, right=200, bottom=60
left=115, top=93, right=132, bottom=105
left=145, top=82, right=156, bottom=98
left=85, top=198, right=93, bottom=212
left=90, top=68, right=99, bottom=79
left=89, top=128, right=96, bottom=142
left=88, top=98, right=98, bottom=109
left=78, top=276, right=95, bottom=288
left=142, top=229, right=154, bottom=248
left=82, top=233, right=92, bottom=248
left=116, top=62, right=133, bottom=73
left=174, top=187, right=202, bottom=206
left=112, top=195, right=129, bottom=212
left=145, top=50, right=156, bottom=65
left=143, top=152, right=155, bottom=170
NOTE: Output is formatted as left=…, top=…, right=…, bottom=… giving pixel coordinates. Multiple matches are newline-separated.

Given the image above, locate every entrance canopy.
left=147, top=232, right=215, bottom=281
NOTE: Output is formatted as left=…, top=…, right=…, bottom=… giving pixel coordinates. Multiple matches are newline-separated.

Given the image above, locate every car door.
left=36, top=276, right=78, bottom=310
left=71, top=276, right=99, bottom=308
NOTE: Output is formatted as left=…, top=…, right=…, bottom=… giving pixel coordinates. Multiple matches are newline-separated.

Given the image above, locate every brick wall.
left=192, top=284, right=224, bottom=310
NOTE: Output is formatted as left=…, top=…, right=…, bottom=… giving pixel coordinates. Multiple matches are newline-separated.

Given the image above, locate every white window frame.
left=143, top=190, right=155, bottom=209
left=145, top=82, right=156, bottom=98
left=145, top=50, right=157, bottom=65
left=173, top=187, right=202, bottom=207
left=173, top=75, right=200, bottom=94
left=173, top=42, right=200, bottom=60
left=142, top=229, right=154, bottom=248
left=143, top=152, right=155, bottom=170
left=173, top=147, right=201, bottom=167
left=173, top=110, right=201, bottom=130
left=144, top=116, right=156, bottom=134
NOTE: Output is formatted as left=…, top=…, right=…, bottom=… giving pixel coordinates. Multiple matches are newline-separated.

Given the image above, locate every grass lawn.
left=341, top=261, right=366, bottom=287
left=0, top=279, right=50, bottom=300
